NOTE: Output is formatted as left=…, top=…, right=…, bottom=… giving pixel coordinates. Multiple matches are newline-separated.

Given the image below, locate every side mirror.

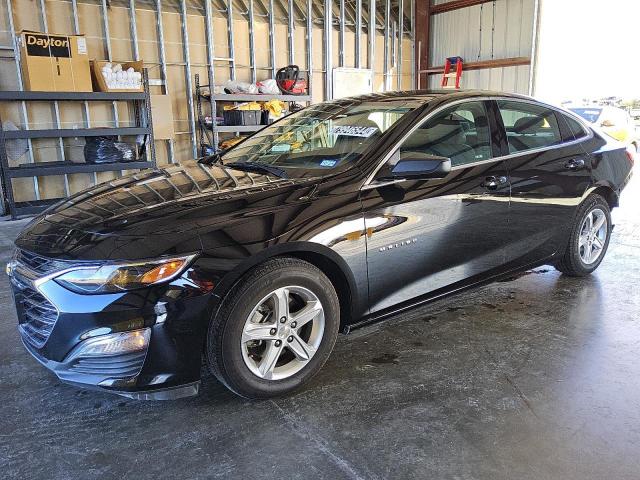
left=388, top=152, right=451, bottom=180
left=600, top=119, right=616, bottom=128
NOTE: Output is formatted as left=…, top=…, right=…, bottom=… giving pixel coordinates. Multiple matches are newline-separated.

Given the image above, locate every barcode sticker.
left=77, top=37, right=87, bottom=55
left=270, top=144, right=291, bottom=153
left=320, top=159, right=338, bottom=167
left=330, top=126, right=378, bottom=137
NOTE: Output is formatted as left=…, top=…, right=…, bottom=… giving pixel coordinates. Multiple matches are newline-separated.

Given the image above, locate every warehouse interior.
left=0, top=0, right=537, bottom=213
left=1, top=0, right=639, bottom=479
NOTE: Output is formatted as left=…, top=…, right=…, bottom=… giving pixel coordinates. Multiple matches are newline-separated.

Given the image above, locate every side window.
left=399, top=101, right=492, bottom=167
left=560, top=113, right=588, bottom=141
left=498, top=100, right=563, bottom=153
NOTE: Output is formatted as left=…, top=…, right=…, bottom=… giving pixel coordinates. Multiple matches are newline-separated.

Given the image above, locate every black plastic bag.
left=84, top=136, right=136, bottom=164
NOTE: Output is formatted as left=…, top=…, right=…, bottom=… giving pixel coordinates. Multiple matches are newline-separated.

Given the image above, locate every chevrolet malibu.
left=7, top=91, right=633, bottom=399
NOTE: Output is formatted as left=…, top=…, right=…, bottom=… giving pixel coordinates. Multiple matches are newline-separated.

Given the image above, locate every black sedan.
left=7, top=91, right=634, bottom=399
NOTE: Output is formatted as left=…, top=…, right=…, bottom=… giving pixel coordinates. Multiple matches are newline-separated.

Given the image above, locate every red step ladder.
left=441, top=56, right=463, bottom=89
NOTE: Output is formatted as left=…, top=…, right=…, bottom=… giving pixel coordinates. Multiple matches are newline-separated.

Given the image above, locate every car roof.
left=334, top=89, right=536, bottom=107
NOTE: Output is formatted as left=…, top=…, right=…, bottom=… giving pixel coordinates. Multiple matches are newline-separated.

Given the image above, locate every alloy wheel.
left=578, top=207, right=608, bottom=265
left=241, top=286, right=325, bottom=380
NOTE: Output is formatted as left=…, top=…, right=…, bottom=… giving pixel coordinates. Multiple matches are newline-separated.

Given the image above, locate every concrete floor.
left=1, top=174, right=639, bottom=480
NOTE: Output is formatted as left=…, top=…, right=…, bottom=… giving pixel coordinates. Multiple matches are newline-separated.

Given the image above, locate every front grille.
left=13, top=271, right=59, bottom=349
left=68, top=351, right=147, bottom=378
left=10, top=249, right=67, bottom=349
left=15, top=249, right=72, bottom=277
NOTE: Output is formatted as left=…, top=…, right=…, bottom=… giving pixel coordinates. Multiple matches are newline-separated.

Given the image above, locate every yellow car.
left=570, top=106, right=639, bottom=151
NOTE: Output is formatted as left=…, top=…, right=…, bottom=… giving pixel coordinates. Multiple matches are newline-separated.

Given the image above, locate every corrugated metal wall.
left=0, top=0, right=414, bottom=206
left=428, top=0, right=535, bottom=93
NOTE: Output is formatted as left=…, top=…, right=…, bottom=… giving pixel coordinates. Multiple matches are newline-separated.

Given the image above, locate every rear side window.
left=498, top=100, right=563, bottom=153
left=560, top=113, right=589, bottom=141
left=400, top=101, right=492, bottom=167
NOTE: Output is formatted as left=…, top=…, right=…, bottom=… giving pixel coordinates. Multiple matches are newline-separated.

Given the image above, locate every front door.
left=361, top=101, right=511, bottom=315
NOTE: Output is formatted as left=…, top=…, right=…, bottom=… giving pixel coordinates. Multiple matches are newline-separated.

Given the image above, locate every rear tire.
left=556, top=194, right=611, bottom=277
left=206, top=257, right=340, bottom=399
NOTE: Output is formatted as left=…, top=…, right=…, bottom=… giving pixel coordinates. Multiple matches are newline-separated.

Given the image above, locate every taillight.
left=625, top=146, right=635, bottom=167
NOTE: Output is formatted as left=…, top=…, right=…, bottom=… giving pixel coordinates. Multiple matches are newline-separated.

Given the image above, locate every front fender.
left=193, top=173, right=369, bottom=327
left=195, top=239, right=368, bottom=328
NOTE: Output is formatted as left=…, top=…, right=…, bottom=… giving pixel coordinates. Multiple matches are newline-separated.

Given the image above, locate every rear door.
left=362, top=100, right=511, bottom=314
left=495, top=99, right=592, bottom=267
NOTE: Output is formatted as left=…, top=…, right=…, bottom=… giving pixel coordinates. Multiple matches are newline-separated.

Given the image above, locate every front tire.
left=556, top=194, right=611, bottom=276
left=206, top=257, right=340, bottom=399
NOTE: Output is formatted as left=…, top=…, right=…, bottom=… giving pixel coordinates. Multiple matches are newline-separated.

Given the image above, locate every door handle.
left=482, top=175, right=508, bottom=190
left=564, top=158, right=586, bottom=170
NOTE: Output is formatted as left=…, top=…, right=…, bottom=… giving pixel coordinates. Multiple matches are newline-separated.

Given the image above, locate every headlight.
left=54, top=255, right=195, bottom=294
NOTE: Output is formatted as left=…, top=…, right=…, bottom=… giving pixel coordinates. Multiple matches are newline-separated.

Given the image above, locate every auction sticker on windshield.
left=331, top=126, right=378, bottom=137
left=319, top=159, right=338, bottom=167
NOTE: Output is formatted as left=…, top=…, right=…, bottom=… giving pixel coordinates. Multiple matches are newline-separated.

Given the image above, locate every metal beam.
left=227, top=0, right=237, bottom=80
left=155, top=0, right=175, bottom=163
left=391, top=20, right=396, bottom=70
left=101, top=0, right=113, bottom=60
left=528, top=0, right=541, bottom=96
left=397, top=0, right=403, bottom=90
left=306, top=0, right=313, bottom=98
left=338, top=0, right=345, bottom=67
left=204, top=0, right=218, bottom=151
left=422, top=56, right=532, bottom=75
left=179, top=0, right=198, bottom=158
left=410, top=0, right=416, bottom=88
left=415, top=0, right=430, bottom=89
left=355, top=0, right=362, bottom=69
left=368, top=0, right=375, bottom=71
left=431, top=0, right=494, bottom=15
left=268, top=0, right=276, bottom=77
left=288, top=0, right=295, bottom=65
left=248, top=0, right=257, bottom=83
left=324, top=0, right=333, bottom=100
left=129, top=0, right=140, bottom=60
left=383, top=0, right=390, bottom=90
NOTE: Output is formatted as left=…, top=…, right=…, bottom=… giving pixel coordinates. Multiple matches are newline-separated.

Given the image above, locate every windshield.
left=569, top=108, right=602, bottom=124
left=221, top=100, right=416, bottom=178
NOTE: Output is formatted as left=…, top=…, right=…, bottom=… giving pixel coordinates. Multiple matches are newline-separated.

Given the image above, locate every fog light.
left=66, top=328, right=151, bottom=362
left=5, top=260, right=16, bottom=276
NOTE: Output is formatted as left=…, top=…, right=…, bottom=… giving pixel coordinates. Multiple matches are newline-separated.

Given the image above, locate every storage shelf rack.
left=0, top=71, right=156, bottom=219
left=194, top=73, right=311, bottom=157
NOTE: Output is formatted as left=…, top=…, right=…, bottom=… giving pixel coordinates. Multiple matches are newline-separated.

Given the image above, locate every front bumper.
left=19, top=333, right=200, bottom=399
left=9, top=253, right=218, bottom=400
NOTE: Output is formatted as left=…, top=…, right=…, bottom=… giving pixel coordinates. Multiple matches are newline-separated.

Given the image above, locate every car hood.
left=15, top=160, right=311, bottom=260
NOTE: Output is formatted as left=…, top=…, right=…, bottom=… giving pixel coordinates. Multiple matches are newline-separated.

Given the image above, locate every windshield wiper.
left=225, top=161, right=288, bottom=179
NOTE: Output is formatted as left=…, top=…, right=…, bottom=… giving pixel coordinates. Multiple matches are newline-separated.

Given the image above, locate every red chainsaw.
left=275, top=65, right=308, bottom=95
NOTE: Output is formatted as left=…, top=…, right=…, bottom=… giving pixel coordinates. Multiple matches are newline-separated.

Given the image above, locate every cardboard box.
left=91, top=60, right=144, bottom=92
left=19, top=31, right=92, bottom=92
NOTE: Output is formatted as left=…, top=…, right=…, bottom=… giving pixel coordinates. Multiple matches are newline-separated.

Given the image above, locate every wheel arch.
left=209, top=242, right=363, bottom=333
left=590, top=184, right=619, bottom=209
